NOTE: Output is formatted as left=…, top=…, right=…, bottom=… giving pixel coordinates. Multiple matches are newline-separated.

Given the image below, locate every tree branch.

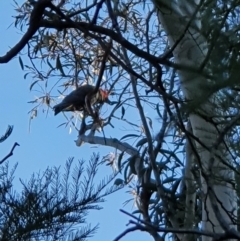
left=0, top=0, right=52, bottom=63
left=76, top=135, right=138, bottom=156
left=85, top=41, right=112, bottom=117
left=120, top=209, right=239, bottom=240
left=39, top=19, right=211, bottom=77
left=0, top=142, right=20, bottom=164
left=113, top=226, right=146, bottom=241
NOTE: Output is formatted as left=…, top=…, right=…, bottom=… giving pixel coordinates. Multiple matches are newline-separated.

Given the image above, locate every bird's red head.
left=99, top=89, right=109, bottom=100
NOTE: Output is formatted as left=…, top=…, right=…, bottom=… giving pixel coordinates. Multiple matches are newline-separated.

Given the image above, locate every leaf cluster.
left=0, top=154, right=121, bottom=241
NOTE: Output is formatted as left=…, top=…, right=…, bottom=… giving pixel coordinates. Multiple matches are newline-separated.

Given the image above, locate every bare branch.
left=113, top=226, right=145, bottom=241
left=0, top=0, right=52, bottom=63
left=0, top=142, right=20, bottom=165
left=76, top=135, right=138, bottom=156
left=120, top=209, right=240, bottom=240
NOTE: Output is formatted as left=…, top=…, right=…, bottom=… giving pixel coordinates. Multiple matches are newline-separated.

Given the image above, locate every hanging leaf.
left=109, top=64, right=113, bottom=76
left=31, top=109, right=37, bottom=119
left=123, top=161, right=130, bottom=183
left=117, top=151, right=125, bottom=173
left=29, top=80, right=39, bottom=91
left=24, top=73, right=29, bottom=80
left=120, top=134, right=140, bottom=140
left=57, top=122, right=68, bottom=128
left=19, top=56, right=24, bottom=70
left=132, top=210, right=141, bottom=215
left=146, top=117, right=153, bottom=129
left=121, top=106, right=125, bottom=119
left=156, top=103, right=162, bottom=118
left=56, top=55, right=61, bottom=69
left=129, top=155, right=137, bottom=175
left=56, top=55, right=65, bottom=76
left=136, top=137, right=148, bottom=147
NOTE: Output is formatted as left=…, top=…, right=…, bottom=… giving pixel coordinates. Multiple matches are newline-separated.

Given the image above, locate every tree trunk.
left=155, top=0, right=236, bottom=240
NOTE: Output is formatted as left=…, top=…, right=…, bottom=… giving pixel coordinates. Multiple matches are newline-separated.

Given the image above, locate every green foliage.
left=0, top=126, right=13, bottom=143
left=0, top=154, right=121, bottom=241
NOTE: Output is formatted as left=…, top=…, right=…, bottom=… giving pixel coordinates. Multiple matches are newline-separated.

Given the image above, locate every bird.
left=53, top=85, right=110, bottom=116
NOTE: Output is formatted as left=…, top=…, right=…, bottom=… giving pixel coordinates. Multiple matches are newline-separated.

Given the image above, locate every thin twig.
left=0, top=142, right=20, bottom=165
left=119, top=209, right=226, bottom=239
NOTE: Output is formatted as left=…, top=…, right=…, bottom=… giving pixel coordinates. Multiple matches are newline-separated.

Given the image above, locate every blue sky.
left=0, top=1, right=150, bottom=241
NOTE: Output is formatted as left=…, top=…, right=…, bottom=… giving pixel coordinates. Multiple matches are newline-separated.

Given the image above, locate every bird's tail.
left=53, top=104, right=63, bottom=116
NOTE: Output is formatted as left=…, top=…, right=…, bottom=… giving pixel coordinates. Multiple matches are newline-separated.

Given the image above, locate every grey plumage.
left=53, top=85, right=109, bottom=115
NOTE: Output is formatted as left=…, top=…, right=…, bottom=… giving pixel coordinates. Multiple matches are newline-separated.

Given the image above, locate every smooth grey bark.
left=154, top=0, right=237, bottom=240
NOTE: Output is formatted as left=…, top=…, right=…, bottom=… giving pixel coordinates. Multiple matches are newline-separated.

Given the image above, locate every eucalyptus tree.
left=1, top=0, right=240, bottom=240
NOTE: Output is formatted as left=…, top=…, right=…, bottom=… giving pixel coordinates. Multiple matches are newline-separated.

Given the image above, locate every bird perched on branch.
left=53, top=84, right=110, bottom=116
